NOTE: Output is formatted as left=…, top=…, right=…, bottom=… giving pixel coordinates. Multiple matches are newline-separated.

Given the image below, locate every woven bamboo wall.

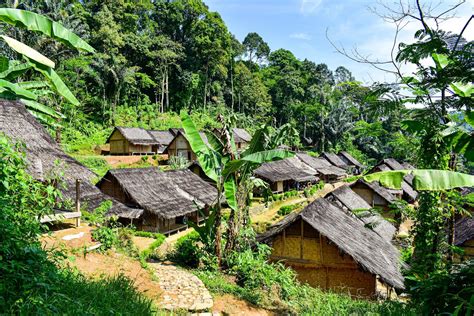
left=270, top=218, right=377, bottom=297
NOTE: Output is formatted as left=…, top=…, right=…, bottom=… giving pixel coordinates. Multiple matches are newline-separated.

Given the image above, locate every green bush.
left=278, top=205, right=297, bottom=216
left=168, top=231, right=201, bottom=267
left=82, top=200, right=113, bottom=225
left=92, top=226, right=118, bottom=250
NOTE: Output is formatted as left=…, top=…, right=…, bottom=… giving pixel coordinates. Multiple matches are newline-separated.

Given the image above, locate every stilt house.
left=296, top=153, right=347, bottom=183
left=321, top=152, right=350, bottom=169
left=97, top=168, right=218, bottom=234
left=257, top=198, right=404, bottom=297
left=106, top=127, right=173, bottom=155
left=455, top=216, right=474, bottom=262
left=232, top=128, right=252, bottom=150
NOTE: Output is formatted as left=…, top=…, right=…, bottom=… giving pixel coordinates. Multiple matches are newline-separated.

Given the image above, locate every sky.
left=206, top=0, right=473, bottom=84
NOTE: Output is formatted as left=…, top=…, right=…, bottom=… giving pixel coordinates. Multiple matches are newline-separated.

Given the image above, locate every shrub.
left=74, top=156, right=110, bottom=177
left=278, top=205, right=296, bottom=216
left=139, top=233, right=166, bottom=263
left=82, top=200, right=113, bottom=225
left=168, top=231, right=201, bottom=267
left=91, top=226, right=118, bottom=250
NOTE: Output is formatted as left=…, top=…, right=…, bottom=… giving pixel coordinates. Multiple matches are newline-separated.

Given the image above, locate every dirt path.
left=212, top=294, right=275, bottom=316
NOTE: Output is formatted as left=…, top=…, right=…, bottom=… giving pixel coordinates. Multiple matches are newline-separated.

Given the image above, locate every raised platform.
left=40, top=210, right=81, bottom=227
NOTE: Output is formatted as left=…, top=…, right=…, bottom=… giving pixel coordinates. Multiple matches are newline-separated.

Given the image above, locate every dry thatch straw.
left=253, top=156, right=320, bottom=183
left=258, top=197, right=405, bottom=290
left=0, top=100, right=141, bottom=219
left=455, top=216, right=474, bottom=246
left=325, top=185, right=397, bottom=241
left=321, top=152, right=350, bottom=169
left=97, top=168, right=218, bottom=220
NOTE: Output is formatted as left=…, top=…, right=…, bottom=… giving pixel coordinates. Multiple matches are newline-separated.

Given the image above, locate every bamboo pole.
left=75, top=179, right=81, bottom=227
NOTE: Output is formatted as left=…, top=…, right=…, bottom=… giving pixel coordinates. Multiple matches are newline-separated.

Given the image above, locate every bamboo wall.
left=167, top=134, right=197, bottom=161
left=108, top=130, right=153, bottom=155
left=455, top=239, right=474, bottom=262
left=270, top=218, right=377, bottom=297
left=351, top=183, right=389, bottom=210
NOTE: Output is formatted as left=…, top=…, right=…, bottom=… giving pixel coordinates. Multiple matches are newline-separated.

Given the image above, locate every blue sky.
left=206, top=0, right=473, bottom=83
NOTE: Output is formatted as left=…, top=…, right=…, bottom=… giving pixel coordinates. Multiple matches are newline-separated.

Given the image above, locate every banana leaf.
left=0, top=62, right=31, bottom=80
left=180, top=110, right=219, bottom=182
left=0, top=79, right=36, bottom=99
left=0, top=8, right=94, bottom=53
left=1, top=35, right=55, bottom=68
left=20, top=98, right=64, bottom=119
left=224, top=175, right=238, bottom=211
left=28, top=59, right=79, bottom=105
left=364, top=169, right=474, bottom=191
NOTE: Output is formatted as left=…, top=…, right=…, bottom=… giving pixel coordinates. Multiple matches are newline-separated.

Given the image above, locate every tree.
left=242, top=32, right=270, bottom=65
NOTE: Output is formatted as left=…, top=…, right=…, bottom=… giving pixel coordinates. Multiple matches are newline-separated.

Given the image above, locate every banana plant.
left=0, top=8, right=94, bottom=126
left=180, top=111, right=294, bottom=264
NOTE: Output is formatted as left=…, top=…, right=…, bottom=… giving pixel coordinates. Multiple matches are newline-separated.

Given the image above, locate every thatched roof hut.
left=338, top=151, right=363, bottom=174
left=106, top=127, right=174, bottom=155
left=0, top=100, right=141, bottom=219
left=325, top=185, right=397, bottom=241
left=370, top=158, right=418, bottom=202
left=257, top=198, right=405, bottom=294
left=97, top=168, right=218, bottom=233
left=321, top=152, right=349, bottom=169
left=254, top=157, right=319, bottom=192
left=295, top=153, right=347, bottom=182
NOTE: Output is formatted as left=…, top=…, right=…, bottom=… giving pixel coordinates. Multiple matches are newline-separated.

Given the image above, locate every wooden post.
left=75, top=179, right=81, bottom=227
left=300, top=219, right=304, bottom=259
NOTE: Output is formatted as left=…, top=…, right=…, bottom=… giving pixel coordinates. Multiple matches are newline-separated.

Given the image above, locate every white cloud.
left=290, top=32, right=312, bottom=40
left=300, top=0, right=322, bottom=15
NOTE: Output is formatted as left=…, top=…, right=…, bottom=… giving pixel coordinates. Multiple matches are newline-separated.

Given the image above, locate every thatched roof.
left=455, top=216, right=474, bottom=246
left=351, top=179, right=398, bottom=204
left=0, top=100, right=141, bottom=219
left=322, top=152, right=349, bottom=168
left=97, top=168, right=218, bottom=219
left=148, top=130, right=174, bottom=146
left=338, top=151, right=363, bottom=168
left=371, top=159, right=417, bottom=201
left=258, top=198, right=405, bottom=290
left=295, top=153, right=346, bottom=177
left=254, top=157, right=319, bottom=183
left=232, top=128, right=252, bottom=143
left=325, top=185, right=397, bottom=241
left=107, top=127, right=159, bottom=145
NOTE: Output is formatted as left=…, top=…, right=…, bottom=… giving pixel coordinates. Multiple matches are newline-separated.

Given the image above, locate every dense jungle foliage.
left=0, top=0, right=423, bottom=165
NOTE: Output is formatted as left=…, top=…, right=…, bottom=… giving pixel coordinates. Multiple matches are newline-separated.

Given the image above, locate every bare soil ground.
left=102, top=155, right=166, bottom=167
left=71, top=252, right=163, bottom=302
left=42, top=223, right=96, bottom=250
left=132, top=236, right=156, bottom=252
left=212, top=294, right=275, bottom=316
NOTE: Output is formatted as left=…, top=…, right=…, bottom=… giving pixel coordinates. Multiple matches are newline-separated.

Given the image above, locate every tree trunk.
left=165, top=66, right=169, bottom=112
left=215, top=183, right=222, bottom=267
left=203, top=65, right=209, bottom=111
left=230, top=59, right=234, bottom=112
left=160, top=72, right=165, bottom=113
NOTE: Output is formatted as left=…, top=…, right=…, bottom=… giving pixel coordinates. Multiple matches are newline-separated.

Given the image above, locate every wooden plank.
left=40, top=211, right=82, bottom=223
left=270, top=255, right=358, bottom=269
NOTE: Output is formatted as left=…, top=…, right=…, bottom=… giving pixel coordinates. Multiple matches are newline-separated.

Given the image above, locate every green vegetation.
left=0, top=135, right=154, bottom=314
left=278, top=204, right=299, bottom=216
